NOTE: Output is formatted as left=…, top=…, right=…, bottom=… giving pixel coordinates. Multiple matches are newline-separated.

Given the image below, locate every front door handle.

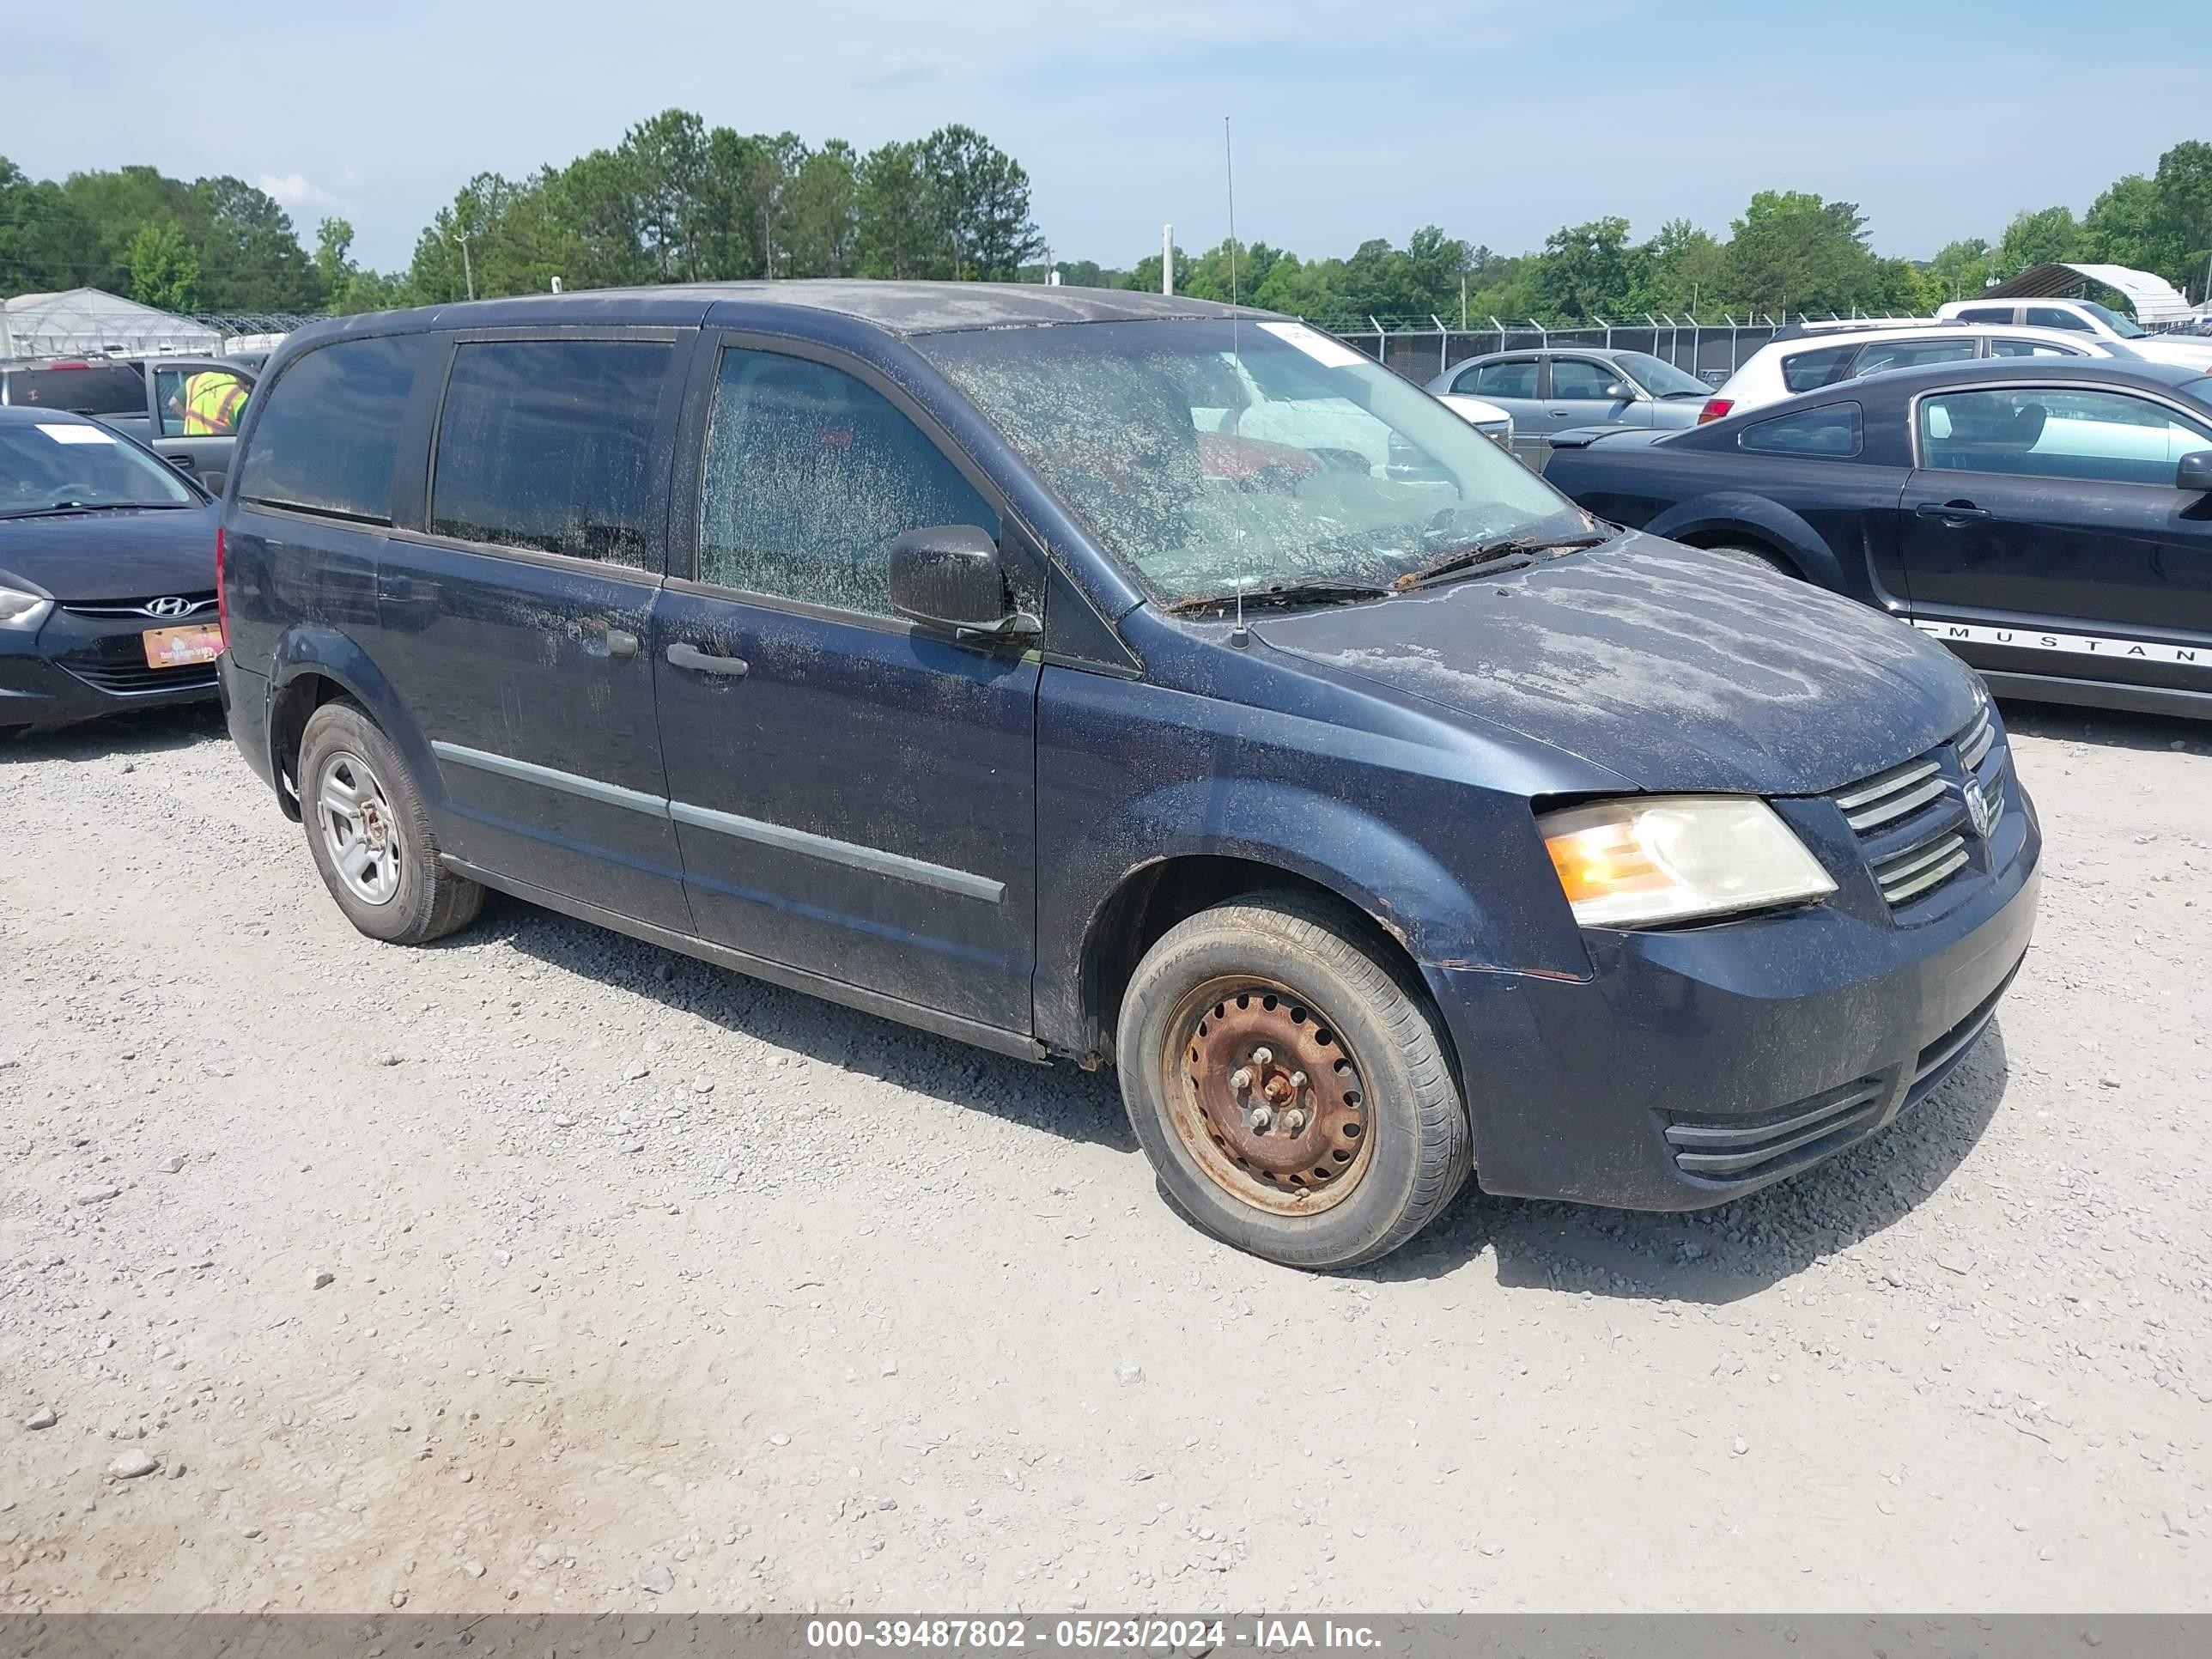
left=666, top=641, right=750, bottom=678
left=1916, top=501, right=1990, bottom=524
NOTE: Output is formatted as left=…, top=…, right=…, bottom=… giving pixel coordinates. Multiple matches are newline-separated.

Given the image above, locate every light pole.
left=448, top=231, right=476, bottom=301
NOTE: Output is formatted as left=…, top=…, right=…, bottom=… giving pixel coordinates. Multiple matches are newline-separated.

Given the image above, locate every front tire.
left=297, top=699, right=483, bottom=945
left=1116, top=890, right=1470, bottom=1270
left=1704, top=544, right=1796, bottom=578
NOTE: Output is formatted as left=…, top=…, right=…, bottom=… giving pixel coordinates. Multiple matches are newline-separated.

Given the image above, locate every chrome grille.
left=1833, top=700, right=2011, bottom=915
left=62, top=591, right=217, bottom=620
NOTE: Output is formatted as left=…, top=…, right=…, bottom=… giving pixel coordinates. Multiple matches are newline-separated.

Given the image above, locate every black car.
left=1544, top=357, right=2212, bottom=720
left=217, top=283, right=2039, bottom=1269
left=1, top=406, right=222, bottom=732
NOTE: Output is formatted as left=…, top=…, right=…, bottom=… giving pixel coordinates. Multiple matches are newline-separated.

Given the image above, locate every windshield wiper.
left=1, top=501, right=174, bottom=520
left=1164, top=576, right=1394, bottom=614
left=1393, top=530, right=1611, bottom=592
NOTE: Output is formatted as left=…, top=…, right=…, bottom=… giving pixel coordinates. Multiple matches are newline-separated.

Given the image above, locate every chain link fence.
left=1319, top=314, right=1881, bottom=387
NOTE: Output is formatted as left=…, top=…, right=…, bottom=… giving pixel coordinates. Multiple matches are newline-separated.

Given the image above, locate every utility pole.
left=1162, top=224, right=1173, bottom=296
left=448, top=232, right=476, bottom=301
left=1460, top=274, right=1467, bottom=330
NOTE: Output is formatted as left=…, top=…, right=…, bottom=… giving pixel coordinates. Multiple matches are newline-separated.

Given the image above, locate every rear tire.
left=1115, top=890, right=1470, bottom=1270
left=298, top=699, right=483, bottom=945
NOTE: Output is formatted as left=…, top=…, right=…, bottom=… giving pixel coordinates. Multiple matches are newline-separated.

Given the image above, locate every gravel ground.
left=2, top=699, right=2208, bottom=1615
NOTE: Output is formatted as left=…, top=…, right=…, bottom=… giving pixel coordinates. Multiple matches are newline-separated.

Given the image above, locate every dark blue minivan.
left=216, top=283, right=2041, bottom=1269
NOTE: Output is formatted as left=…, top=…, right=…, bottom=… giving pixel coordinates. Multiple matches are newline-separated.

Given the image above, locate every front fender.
left=1643, top=492, right=1846, bottom=591
left=1036, top=772, right=1590, bottom=1057
left=268, top=625, right=442, bottom=805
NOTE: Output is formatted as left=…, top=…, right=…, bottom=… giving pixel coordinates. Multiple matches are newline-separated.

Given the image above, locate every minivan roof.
left=285, top=281, right=1259, bottom=343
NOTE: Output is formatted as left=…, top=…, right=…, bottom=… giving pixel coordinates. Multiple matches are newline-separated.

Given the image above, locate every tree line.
left=4, top=120, right=2209, bottom=329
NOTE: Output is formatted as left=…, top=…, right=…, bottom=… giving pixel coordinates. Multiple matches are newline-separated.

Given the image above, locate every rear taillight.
left=1698, top=398, right=1733, bottom=424
left=215, top=525, right=229, bottom=649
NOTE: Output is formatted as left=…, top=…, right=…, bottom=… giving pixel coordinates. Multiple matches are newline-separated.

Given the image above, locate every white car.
left=1936, top=296, right=2212, bottom=369
left=1435, top=392, right=1515, bottom=455
left=1701, top=322, right=2137, bottom=423
left=1191, top=350, right=1516, bottom=462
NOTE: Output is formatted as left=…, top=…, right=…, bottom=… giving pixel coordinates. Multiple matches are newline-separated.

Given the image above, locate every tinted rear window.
left=1780, top=344, right=1856, bottom=393
left=1740, top=402, right=1863, bottom=458
left=428, top=339, right=672, bottom=568
left=236, top=336, right=430, bottom=523
left=3, top=362, right=146, bottom=416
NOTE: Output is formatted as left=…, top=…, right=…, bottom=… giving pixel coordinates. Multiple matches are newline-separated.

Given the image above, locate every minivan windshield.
left=0, top=419, right=197, bottom=517
left=920, top=318, right=1586, bottom=605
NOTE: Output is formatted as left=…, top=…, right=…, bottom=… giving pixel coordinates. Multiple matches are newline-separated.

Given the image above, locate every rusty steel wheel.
left=1118, top=889, right=1470, bottom=1270
left=1161, top=975, right=1376, bottom=1216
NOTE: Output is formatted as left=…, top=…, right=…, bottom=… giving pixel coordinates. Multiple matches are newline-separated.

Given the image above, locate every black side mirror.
left=889, top=526, right=1038, bottom=642
left=2178, top=451, right=2212, bottom=494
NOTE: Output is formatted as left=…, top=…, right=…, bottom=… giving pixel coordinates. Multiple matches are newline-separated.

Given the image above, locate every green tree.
left=125, top=222, right=200, bottom=311
left=2153, top=140, right=2212, bottom=295
left=920, top=125, right=1041, bottom=280
left=783, top=141, right=859, bottom=276
left=1995, top=205, right=2084, bottom=275
left=854, top=141, right=939, bottom=279
left=2083, top=174, right=2187, bottom=281
left=1723, top=190, right=1880, bottom=316
left=1533, top=216, right=1643, bottom=319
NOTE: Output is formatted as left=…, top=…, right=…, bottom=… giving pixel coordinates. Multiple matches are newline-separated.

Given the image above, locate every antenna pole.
left=1224, top=116, right=1249, bottom=647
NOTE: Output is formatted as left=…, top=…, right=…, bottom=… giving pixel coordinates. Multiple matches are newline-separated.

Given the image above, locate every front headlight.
left=1539, top=796, right=1837, bottom=928
left=0, top=581, right=53, bottom=631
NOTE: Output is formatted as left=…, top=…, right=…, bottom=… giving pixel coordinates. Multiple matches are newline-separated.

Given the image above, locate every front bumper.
left=0, top=609, right=220, bottom=731
left=1431, top=784, right=2042, bottom=1211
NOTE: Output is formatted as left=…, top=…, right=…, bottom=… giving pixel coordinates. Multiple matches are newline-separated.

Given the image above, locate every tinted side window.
left=1954, top=307, right=2014, bottom=325
left=1547, top=359, right=1616, bottom=399
left=1853, top=338, right=1977, bottom=376
left=1739, top=402, right=1863, bottom=458
left=1989, top=337, right=2078, bottom=357
left=1471, top=360, right=1539, bottom=398
left=1780, top=344, right=1857, bottom=393
left=1920, top=387, right=2212, bottom=485
left=429, top=339, right=672, bottom=568
left=237, top=336, right=428, bottom=523
left=2025, top=307, right=2092, bottom=332
left=697, top=349, right=999, bottom=618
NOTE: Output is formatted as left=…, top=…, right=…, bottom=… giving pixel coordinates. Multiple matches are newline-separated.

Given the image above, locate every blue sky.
left=11, top=0, right=2210, bottom=275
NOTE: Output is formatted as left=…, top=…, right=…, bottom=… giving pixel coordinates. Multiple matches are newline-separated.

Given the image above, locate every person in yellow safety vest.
left=181, top=371, right=250, bottom=436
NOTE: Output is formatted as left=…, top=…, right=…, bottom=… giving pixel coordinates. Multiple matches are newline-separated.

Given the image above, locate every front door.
left=376, top=331, right=691, bottom=930
left=652, top=342, right=1040, bottom=1033
left=1534, top=356, right=1639, bottom=456
left=1899, top=380, right=2212, bottom=697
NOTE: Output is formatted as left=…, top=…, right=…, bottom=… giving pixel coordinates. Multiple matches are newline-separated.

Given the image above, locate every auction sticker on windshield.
left=1256, top=320, right=1368, bottom=369
left=142, top=623, right=223, bottom=668
left=37, top=423, right=116, bottom=445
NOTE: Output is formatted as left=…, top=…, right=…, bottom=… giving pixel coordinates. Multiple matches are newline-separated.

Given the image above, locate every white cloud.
left=258, top=172, right=339, bottom=211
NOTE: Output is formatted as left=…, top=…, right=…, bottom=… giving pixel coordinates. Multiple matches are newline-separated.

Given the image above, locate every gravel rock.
left=25, top=1407, right=58, bottom=1431
left=106, top=1450, right=157, bottom=1480
left=73, top=1187, right=121, bottom=1206
left=313, top=1272, right=335, bottom=1291
left=1116, top=1360, right=1145, bottom=1386
left=637, top=1563, right=674, bottom=1595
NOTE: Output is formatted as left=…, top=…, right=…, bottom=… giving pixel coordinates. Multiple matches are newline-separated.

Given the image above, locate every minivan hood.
left=0, top=504, right=216, bottom=604
left=1253, top=534, right=1980, bottom=796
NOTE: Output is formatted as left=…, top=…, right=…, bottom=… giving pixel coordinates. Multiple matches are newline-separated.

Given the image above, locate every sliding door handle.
left=666, top=641, right=750, bottom=678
